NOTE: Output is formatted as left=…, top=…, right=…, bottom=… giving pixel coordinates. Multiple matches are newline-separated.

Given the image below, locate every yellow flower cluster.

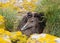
left=0, top=29, right=11, bottom=43
left=0, top=29, right=27, bottom=43
left=0, top=0, right=38, bottom=12
left=0, top=2, right=20, bottom=12
left=22, top=0, right=37, bottom=12
left=27, top=34, right=60, bottom=43
left=0, top=15, right=5, bottom=29
left=22, top=2, right=36, bottom=12
left=0, top=15, right=4, bottom=23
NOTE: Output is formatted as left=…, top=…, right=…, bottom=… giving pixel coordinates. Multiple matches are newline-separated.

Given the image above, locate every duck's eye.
left=27, top=12, right=32, bottom=18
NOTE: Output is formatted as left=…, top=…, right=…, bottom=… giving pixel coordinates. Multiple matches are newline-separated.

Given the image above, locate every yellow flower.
left=5, top=31, right=11, bottom=36
left=0, top=28, right=27, bottom=43
left=0, top=15, right=4, bottom=22
left=0, top=37, right=7, bottom=43
left=38, top=34, right=58, bottom=43
left=22, top=1, right=37, bottom=12
left=17, top=34, right=27, bottom=43
left=27, top=34, right=59, bottom=43
left=16, top=31, right=22, bottom=36
left=0, top=15, right=5, bottom=29
left=0, top=29, right=5, bottom=34
left=0, top=37, right=11, bottom=43
left=10, top=32, right=17, bottom=40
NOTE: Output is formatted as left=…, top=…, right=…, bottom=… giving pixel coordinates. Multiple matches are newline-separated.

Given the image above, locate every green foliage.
left=0, top=8, right=17, bottom=31
left=36, top=0, right=60, bottom=37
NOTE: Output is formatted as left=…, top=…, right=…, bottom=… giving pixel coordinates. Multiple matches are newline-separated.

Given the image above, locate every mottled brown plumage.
left=17, top=12, right=46, bottom=36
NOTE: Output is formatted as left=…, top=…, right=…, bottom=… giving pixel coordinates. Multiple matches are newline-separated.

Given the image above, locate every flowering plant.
left=0, top=29, right=27, bottom=43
